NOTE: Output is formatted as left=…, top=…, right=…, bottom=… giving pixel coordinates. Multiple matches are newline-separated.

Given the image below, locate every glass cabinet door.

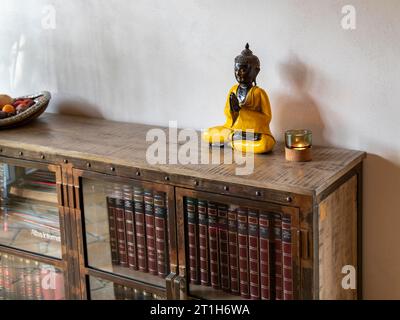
left=0, top=252, right=65, bottom=300
left=175, top=188, right=300, bottom=300
left=0, top=161, right=63, bottom=259
left=75, top=170, right=177, bottom=296
left=88, top=276, right=166, bottom=300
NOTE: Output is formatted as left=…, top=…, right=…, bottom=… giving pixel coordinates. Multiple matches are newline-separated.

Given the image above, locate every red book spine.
left=40, top=266, right=55, bottom=300
left=134, top=187, right=147, bottom=272
left=154, top=191, right=169, bottom=277
left=115, top=198, right=128, bottom=268
left=186, top=197, right=199, bottom=284
left=198, top=200, right=209, bottom=286
left=259, top=212, right=271, bottom=300
left=248, top=209, right=260, bottom=299
left=144, top=190, right=157, bottom=275
left=273, top=213, right=283, bottom=300
left=218, top=204, right=230, bottom=292
left=54, top=270, right=65, bottom=300
left=124, top=199, right=138, bottom=270
left=208, top=202, right=220, bottom=289
left=106, top=197, right=119, bottom=265
left=228, top=209, right=240, bottom=295
left=237, top=207, right=250, bottom=299
left=282, top=215, right=293, bottom=300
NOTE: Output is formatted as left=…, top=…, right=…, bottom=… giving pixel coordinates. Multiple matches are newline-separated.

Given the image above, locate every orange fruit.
left=2, top=104, right=15, bottom=113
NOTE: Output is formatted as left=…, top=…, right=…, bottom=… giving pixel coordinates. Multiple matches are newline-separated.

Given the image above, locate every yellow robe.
left=203, top=84, right=276, bottom=153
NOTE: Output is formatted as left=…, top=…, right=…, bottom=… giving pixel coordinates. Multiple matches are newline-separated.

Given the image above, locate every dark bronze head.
left=234, top=43, right=260, bottom=87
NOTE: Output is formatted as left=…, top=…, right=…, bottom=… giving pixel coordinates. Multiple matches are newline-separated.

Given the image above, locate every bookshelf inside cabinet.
left=0, top=113, right=365, bottom=300
left=0, top=158, right=69, bottom=300
left=175, top=187, right=300, bottom=300
left=72, top=169, right=178, bottom=300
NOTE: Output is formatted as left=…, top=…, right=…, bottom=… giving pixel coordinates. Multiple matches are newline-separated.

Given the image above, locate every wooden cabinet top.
left=0, top=113, right=365, bottom=197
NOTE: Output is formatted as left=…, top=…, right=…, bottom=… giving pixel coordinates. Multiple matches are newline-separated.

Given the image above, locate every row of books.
left=107, top=187, right=169, bottom=278
left=0, top=254, right=64, bottom=300
left=185, top=198, right=293, bottom=300
left=113, top=284, right=161, bottom=300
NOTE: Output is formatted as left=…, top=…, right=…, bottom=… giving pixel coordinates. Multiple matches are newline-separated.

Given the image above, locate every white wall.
left=1, top=0, right=399, bottom=299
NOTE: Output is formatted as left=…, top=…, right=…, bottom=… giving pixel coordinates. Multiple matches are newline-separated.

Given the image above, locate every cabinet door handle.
left=166, top=272, right=177, bottom=299
left=173, top=275, right=187, bottom=300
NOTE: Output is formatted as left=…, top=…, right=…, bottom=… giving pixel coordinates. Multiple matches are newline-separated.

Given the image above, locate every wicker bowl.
left=0, top=91, right=51, bottom=129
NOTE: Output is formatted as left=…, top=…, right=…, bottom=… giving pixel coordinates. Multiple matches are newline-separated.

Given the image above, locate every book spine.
left=9, top=255, right=17, bottom=299
left=0, top=254, right=4, bottom=300
left=115, top=198, right=128, bottom=268
left=186, top=197, right=199, bottom=284
left=208, top=202, right=220, bottom=289
left=3, top=255, right=12, bottom=299
left=274, top=213, right=283, bottom=300
left=40, top=266, right=55, bottom=300
left=113, top=283, right=124, bottom=300
left=16, top=257, right=26, bottom=300
left=237, top=207, right=250, bottom=298
left=124, top=199, right=137, bottom=270
left=134, top=187, right=147, bottom=272
left=282, top=215, right=293, bottom=300
left=228, top=208, right=240, bottom=295
left=248, top=209, right=260, bottom=299
left=218, top=204, right=230, bottom=292
left=259, top=212, right=271, bottom=300
left=198, top=199, right=209, bottom=286
left=33, top=261, right=42, bottom=300
left=154, top=191, right=169, bottom=277
left=106, top=197, right=119, bottom=265
left=54, top=269, right=65, bottom=300
left=24, top=259, right=34, bottom=300
left=144, top=190, right=157, bottom=275
left=124, top=287, right=135, bottom=300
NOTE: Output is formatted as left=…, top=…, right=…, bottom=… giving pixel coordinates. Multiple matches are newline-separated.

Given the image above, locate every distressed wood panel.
left=0, top=113, right=365, bottom=197
left=318, top=175, right=357, bottom=299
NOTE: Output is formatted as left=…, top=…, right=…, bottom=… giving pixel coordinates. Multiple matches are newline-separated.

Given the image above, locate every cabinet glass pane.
left=82, top=178, right=169, bottom=288
left=89, top=276, right=165, bottom=300
left=0, top=252, right=65, bottom=300
left=0, top=163, right=61, bottom=258
left=183, top=196, right=295, bottom=300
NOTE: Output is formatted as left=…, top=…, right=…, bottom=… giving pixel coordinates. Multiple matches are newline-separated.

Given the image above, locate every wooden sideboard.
left=0, top=113, right=365, bottom=300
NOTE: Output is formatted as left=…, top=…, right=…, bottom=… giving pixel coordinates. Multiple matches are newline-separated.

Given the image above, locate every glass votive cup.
left=285, top=129, right=312, bottom=150
left=285, top=129, right=312, bottom=162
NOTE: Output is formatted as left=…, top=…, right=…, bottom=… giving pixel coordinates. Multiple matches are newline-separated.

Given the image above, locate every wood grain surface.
left=318, top=175, right=358, bottom=300
left=0, top=113, right=365, bottom=196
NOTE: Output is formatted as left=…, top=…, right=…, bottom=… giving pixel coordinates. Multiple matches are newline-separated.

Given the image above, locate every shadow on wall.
left=363, top=153, right=400, bottom=299
left=273, top=55, right=326, bottom=145
left=50, top=94, right=104, bottom=119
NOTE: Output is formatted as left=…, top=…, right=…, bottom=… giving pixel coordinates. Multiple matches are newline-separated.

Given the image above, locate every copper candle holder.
left=285, top=129, right=312, bottom=162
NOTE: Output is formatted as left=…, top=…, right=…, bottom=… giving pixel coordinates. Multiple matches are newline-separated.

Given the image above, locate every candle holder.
left=285, top=129, right=312, bottom=162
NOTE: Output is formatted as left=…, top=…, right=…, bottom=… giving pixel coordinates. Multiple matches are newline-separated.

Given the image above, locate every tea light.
left=285, top=129, right=312, bottom=162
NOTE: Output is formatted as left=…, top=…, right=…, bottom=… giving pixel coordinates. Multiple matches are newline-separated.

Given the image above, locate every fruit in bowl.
left=0, top=91, right=51, bottom=129
left=0, top=95, right=36, bottom=118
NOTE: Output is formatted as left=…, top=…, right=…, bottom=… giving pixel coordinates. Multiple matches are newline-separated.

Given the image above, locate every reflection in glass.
left=0, top=252, right=65, bottom=300
left=0, top=163, right=61, bottom=258
left=89, top=276, right=163, bottom=300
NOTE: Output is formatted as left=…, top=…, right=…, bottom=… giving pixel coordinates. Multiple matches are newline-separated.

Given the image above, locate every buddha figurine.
left=203, top=44, right=276, bottom=153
